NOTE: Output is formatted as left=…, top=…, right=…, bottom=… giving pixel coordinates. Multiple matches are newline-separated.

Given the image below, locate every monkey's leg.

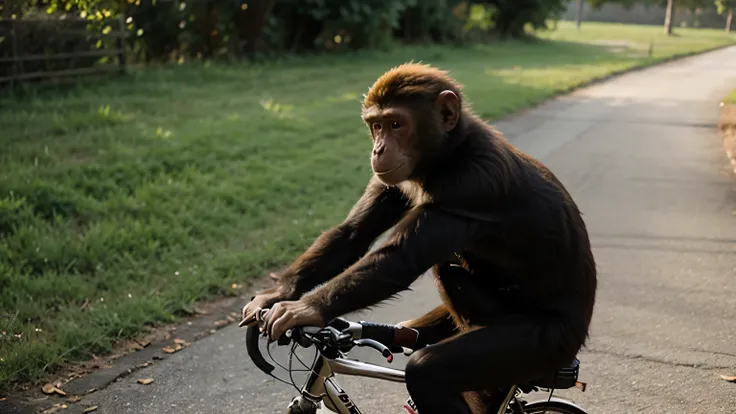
left=400, top=305, right=459, bottom=349
left=404, top=314, right=578, bottom=414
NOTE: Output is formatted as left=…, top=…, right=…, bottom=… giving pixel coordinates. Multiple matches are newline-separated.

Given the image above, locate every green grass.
left=724, top=88, right=736, bottom=104
left=0, top=21, right=734, bottom=391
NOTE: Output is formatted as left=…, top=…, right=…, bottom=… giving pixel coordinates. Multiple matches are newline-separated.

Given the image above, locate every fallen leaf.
left=137, top=361, right=153, bottom=368
left=67, top=395, right=82, bottom=403
left=0, top=397, right=6, bottom=401
left=136, top=339, right=151, bottom=348
left=41, top=403, right=68, bottom=413
left=162, top=346, right=177, bottom=354
left=720, top=374, right=736, bottom=382
left=41, top=383, right=67, bottom=396
left=173, top=338, right=190, bottom=346
left=213, top=319, right=229, bottom=327
left=137, top=378, right=154, bottom=385
left=225, top=314, right=236, bottom=323
left=84, top=406, right=99, bottom=413
left=80, top=299, right=90, bottom=310
left=85, top=388, right=97, bottom=395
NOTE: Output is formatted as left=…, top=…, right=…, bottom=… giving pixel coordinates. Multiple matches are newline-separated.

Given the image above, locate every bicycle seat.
left=524, top=358, right=580, bottom=390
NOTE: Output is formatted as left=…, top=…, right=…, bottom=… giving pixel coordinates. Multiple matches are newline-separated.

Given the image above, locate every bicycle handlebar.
left=243, top=309, right=417, bottom=373
left=245, top=324, right=276, bottom=374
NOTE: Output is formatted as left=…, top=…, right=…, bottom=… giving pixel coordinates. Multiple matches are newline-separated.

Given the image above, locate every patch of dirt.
left=719, top=103, right=736, bottom=175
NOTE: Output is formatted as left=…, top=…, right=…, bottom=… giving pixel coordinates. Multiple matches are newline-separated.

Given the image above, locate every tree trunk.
left=664, top=0, right=674, bottom=36
left=576, top=0, right=584, bottom=29
left=238, top=0, right=277, bottom=55
left=726, top=8, right=734, bottom=33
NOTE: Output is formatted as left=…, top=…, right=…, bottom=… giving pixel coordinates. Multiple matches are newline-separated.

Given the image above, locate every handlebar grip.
left=245, top=326, right=275, bottom=374
left=359, top=321, right=404, bottom=353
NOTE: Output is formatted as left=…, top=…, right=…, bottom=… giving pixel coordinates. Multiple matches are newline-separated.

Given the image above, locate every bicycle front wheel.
left=519, top=398, right=589, bottom=414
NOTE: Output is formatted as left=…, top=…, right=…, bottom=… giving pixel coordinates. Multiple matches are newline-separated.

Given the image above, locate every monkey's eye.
left=372, top=123, right=382, bottom=131
left=391, top=121, right=400, bottom=130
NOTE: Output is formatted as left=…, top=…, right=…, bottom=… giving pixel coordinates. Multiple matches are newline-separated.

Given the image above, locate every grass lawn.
left=724, top=88, right=736, bottom=105
left=1, top=21, right=734, bottom=391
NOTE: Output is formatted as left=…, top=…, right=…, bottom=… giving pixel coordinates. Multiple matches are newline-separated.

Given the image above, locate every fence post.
left=10, top=19, right=21, bottom=88
left=116, top=15, right=127, bottom=74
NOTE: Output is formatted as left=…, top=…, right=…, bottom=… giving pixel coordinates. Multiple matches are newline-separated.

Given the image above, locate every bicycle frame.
left=296, top=352, right=517, bottom=414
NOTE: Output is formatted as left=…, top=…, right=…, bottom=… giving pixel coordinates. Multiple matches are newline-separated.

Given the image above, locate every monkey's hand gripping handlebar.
left=244, top=309, right=417, bottom=375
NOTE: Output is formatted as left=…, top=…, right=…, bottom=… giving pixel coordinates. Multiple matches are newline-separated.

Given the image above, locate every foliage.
left=0, top=0, right=586, bottom=64
left=267, top=0, right=416, bottom=53
left=396, top=0, right=468, bottom=43
left=715, top=0, right=736, bottom=14
left=724, top=88, right=736, bottom=104
left=474, top=0, right=569, bottom=38
left=1, top=21, right=735, bottom=391
left=586, top=0, right=643, bottom=10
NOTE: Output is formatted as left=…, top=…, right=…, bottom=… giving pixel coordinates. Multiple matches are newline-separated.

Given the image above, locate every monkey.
left=242, top=63, right=597, bottom=414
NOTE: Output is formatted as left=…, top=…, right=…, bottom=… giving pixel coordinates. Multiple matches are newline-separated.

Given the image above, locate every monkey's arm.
left=276, top=177, right=410, bottom=299
left=300, top=204, right=495, bottom=322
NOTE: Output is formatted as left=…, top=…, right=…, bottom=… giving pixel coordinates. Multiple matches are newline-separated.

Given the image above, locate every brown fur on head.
left=361, top=63, right=464, bottom=186
left=362, top=62, right=464, bottom=109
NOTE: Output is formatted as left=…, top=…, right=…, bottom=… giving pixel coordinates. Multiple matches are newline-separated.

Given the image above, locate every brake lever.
left=354, top=339, right=394, bottom=363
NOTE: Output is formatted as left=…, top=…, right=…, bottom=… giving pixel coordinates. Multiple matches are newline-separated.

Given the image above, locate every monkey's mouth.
left=374, top=163, right=405, bottom=176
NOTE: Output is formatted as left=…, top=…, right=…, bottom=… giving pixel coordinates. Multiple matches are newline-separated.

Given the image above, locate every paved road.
left=74, top=47, right=736, bottom=414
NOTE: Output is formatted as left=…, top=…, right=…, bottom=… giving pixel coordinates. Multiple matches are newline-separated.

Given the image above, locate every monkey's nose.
left=373, top=145, right=385, bottom=156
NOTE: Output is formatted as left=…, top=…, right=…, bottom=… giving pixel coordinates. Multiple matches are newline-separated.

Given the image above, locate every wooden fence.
left=0, top=16, right=127, bottom=87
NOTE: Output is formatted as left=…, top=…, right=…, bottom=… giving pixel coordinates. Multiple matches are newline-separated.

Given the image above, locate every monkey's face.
left=363, top=106, right=418, bottom=185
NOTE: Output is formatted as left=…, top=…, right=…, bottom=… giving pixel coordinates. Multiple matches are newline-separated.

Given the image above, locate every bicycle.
left=244, top=309, right=590, bottom=414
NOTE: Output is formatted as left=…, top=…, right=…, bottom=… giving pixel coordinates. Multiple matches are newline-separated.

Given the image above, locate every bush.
left=1, top=0, right=575, bottom=66
left=396, top=0, right=468, bottom=44
left=475, top=0, right=568, bottom=38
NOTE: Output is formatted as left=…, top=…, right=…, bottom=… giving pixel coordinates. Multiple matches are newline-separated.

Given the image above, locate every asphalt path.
left=66, top=46, right=736, bottom=414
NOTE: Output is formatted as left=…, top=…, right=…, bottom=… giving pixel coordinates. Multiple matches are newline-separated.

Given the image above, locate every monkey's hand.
left=262, top=300, right=325, bottom=343
left=240, top=289, right=289, bottom=327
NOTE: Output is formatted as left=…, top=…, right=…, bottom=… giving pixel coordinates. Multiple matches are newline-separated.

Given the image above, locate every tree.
left=580, top=0, right=645, bottom=29
left=475, top=0, right=568, bottom=39
left=715, top=0, right=736, bottom=32
left=664, top=0, right=675, bottom=35
left=236, top=0, right=277, bottom=54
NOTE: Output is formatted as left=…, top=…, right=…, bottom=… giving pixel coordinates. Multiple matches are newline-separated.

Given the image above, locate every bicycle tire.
left=519, top=398, right=589, bottom=414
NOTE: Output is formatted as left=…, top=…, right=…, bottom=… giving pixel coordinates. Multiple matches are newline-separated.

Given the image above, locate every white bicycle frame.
left=249, top=317, right=586, bottom=414
left=297, top=352, right=517, bottom=414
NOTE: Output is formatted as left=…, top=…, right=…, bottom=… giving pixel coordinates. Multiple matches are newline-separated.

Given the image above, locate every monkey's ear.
left=437, top=90, right=460, bottom=132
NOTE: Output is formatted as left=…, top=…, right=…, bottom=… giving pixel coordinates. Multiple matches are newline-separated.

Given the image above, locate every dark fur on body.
left=262, top=63, right=597, bottom=413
